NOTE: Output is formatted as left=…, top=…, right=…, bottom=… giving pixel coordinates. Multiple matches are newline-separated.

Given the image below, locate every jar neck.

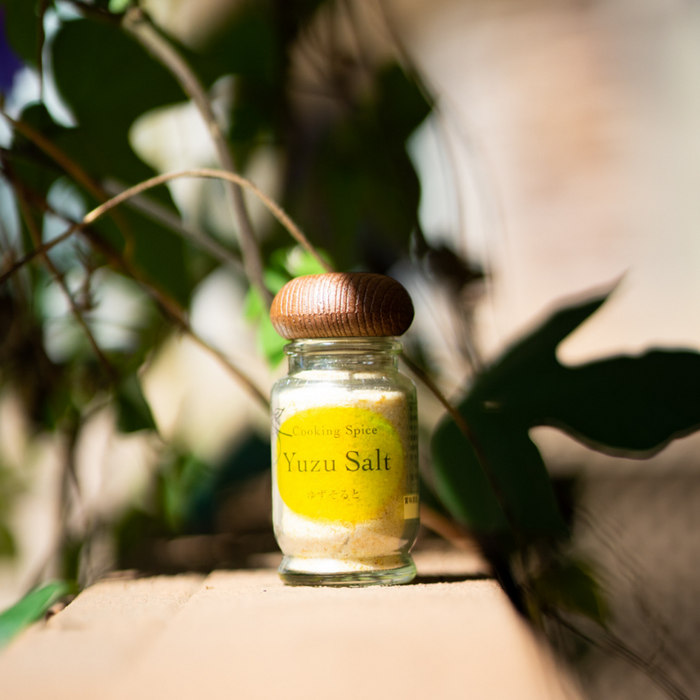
left=285, top=338, right=402, bottom=373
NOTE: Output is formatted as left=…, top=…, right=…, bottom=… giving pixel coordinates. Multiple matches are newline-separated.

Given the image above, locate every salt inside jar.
left=269, top=272, right=420, bottom=586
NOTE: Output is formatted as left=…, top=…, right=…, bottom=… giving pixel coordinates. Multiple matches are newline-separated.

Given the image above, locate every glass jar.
left=271, top=337, right=419, bottom=586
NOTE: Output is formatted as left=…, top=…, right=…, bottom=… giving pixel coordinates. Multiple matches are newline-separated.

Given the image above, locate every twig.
left=3, top=175, right=270, bottom=410
left=400, top=352, right=519, bottom=537
left=82, top=218, right=270, bottom=410
left=15, top=193, right=118, bottom=385
left=419, top=503, right=486, bottom=560
left=122, top=7, right=271, bottom=305
left=0, top=168, right=330, bottom=286
left=0, top=222, right=78, bottom=286
left=3, top=110, right=136, bottom=259
left=548, top=610, right=691, bottom=700
left=102, top=178, right=245, bottom=275
left=13, top=178, right=117, bottom=384
left=81, top=170, right=328, bottom=269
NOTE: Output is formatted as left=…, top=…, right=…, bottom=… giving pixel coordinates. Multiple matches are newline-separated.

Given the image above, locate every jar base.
left=278, top=553, right=416, bottom=587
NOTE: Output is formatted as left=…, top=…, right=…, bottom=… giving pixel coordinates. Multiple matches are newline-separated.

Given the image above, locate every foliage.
left=0, top=581, right=70, bottom=648
left=0, top=0, right=432, bottom=593
left=1, top=3, right=699, bottom=695
left=431, top=290, right=700, bottom=633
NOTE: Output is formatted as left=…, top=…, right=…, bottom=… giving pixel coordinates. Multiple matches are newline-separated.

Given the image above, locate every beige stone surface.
left=0, top=553, right=578, bottom=700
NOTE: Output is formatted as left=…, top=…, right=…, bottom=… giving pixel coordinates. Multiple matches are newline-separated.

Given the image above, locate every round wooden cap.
left=270, top=272, right=414, bottom=339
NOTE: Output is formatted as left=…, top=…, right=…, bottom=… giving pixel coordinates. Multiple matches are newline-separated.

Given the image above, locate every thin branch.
left=102, top=178, right=245, bottom=275
left=14, top=187, right=118, bottom=383
left=81, top=218, right=270, bottom=410
left=3, top=110, right=136, bottom=259
left=3, top=177, right=270, bottom=410
left=122, top=7, right=272, bottom=305
left=548, top=610, right=691, bottom=700
left=82, top=169, right=330, bottom=270
left=0, top=222, right=78, bottom=286
left=0, top=168, right=331, bottom=286
left=419, top=503, right=487, bottom=560
left=400, top=352, right=519, bottom=538
left=5, top=112, right=102, bottom=202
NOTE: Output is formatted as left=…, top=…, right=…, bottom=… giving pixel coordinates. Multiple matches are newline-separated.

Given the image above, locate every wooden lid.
left=270, top=272, right=414, bottom=339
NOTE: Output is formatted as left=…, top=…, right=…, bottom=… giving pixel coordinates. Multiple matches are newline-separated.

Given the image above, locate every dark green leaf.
left=2, top=0, right=42, bottom=67
left=115, top=373, right=157, bottom=433
left=472, top=290, right=700, bottom=454
left=430, top=292, right=609, bottom=539
left=51, top=18, right=192, bottom=304
left=0, top=581, right=69, bottom=648
left=0, top=522, right=16, bottom=558
left=534, top=352, right=700, bottom=455
left=284, top=63, right=431, bottom=270
left=432, top=287, right=700, bottom=543
left=470, top=293, right=608, bottom=403
left=431, top=412, right=568, bottom=538
left=431, top=415, right=508, bottom=533
left=160, top=453, right=212, bottom=532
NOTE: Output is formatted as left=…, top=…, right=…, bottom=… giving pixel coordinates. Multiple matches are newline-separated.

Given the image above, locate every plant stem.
left=13, top=186, right=118, bottom=384
left=122, top=7, right=272, bottom=305
left=1, top=168, right=330, bottom=287
left=2, top=177, right=270, bottom=410
left=419, top=504, right=486, bottom=559
left=102, top=178, right=245, bottom=275
left=3, top=111, right=136, bottom=258
left=81, top=170, right=327, bottom=269
left=400, top=352, right=519, bottom=537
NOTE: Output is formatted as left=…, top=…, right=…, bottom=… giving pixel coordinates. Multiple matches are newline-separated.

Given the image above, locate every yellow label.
left=404, top=494, right=420, bottom=520
left=275, top=406, right=405, bottom=523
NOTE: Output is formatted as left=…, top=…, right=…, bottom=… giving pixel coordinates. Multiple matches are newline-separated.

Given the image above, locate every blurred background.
left=1, top=0, right=700, bottom=697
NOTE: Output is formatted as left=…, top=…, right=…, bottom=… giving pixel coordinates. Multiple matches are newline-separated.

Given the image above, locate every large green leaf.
left=431, top=289, right=700, bottom=539
left=50, top=18, right=193, bottom=304
left=284, top=63, right=431, bottom=270
left=470, top=292, right=700, bottom=454
left=2, top=0, right=43, bottom=67
left=530, top=352, right=700, bottom=454
left=431, top=416, right=508, bottom=533
left=0, top=581, right=69, bottom=648
left=432, top=412, right=568, bottom=538
left=468, top=294, right=608, bottom=404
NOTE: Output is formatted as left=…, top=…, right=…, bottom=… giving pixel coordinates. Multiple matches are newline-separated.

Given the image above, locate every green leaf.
left=284, top=63, right=431, bottom=270
left=115, top=373, right=157, bottom=433
left=431, top=416, right=508, bottom=533
left=243, top=284, right=287, bottom=367
left=159, top=453, right=212, bottom=532
left=431, top=288, right=700, bottom=542
left=431, top=413, right=567, bottom=538
left=256, top=312, right=286, bottom=367
left=2, top=0, right=42, bottom=67
left=0, top=581, right=69, bottom=648
left=535, top=352, right=700, bottom=454
left=51, top=18, right=193, bottom=304
left=469, top=293, right=608, bottom=404
left=272, top=246, right=331, bottom=279
left=472, top=291, right=700, bottom=454
left=108, top=0, right=132, bottom=13
left=532, top=560, right=608, bottom=625
left=429, top=292, right=610, bottom=539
